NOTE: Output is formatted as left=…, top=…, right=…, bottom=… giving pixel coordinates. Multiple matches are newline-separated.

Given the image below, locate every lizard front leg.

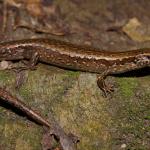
left=20, top=51, right=39, bottom=70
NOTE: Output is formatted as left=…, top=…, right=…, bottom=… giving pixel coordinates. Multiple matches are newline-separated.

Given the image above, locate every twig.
left=0, top=87, right=78, bottom=150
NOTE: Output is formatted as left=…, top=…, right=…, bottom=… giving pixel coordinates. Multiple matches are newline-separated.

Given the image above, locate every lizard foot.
left=97, top=75, right=114, bottom=97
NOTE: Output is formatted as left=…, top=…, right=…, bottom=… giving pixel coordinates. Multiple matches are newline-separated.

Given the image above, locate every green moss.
left=66, top=70, right=80, bottom=77
left=18, top=126, right=42, bottom=150
left=0, top=116, right=6, bottom=130
left=117, top=77, right=138, bottom=98
left=0, top=118, right=42, bottom=150
left=0, top=70, right=15, bottom=85
left=19, top=86, right=33, bottom=100
left=110, top=78, right=150, bottom=150
left=145, top=115, right=150, bottom=120
left=18, top=70, right=36, bottom=100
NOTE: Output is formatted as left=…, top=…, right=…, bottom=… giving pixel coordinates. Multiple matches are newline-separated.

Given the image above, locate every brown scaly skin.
left=0, top=38, right=149, bottom=95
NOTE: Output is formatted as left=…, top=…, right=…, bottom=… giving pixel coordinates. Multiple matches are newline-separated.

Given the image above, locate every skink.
left=0, top=38, right=149, bottom=95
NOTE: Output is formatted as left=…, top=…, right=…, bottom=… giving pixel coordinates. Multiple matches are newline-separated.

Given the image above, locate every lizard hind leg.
left=97, top=71, right=114, bottom=97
